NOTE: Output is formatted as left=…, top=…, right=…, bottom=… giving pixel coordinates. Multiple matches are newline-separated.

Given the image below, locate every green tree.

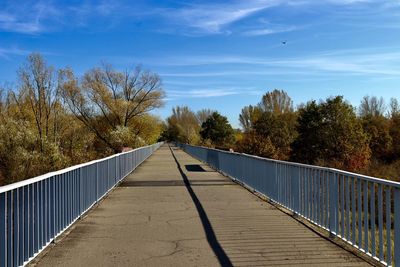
left=200, top=112, right=234, bottom=147
left=292, top=96, right=370, bottom=171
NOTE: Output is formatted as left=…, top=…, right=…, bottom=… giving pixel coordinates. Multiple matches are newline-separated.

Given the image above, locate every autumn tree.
left=163, top=106, right=200, bottom=144
left=292, top=96, right=370, bottom=171
left=359, top=96, right=392, bottom=161
left=359, top=96, right=386, bottom=117
left=259, top=89, right=293, bottom=114
left=196, top=108, right=215, bottom=125
left=17, top=53, right=61, bottom=152
left=60, top=64, right=165, bottom=152
left=239, top=105, right=262, bottom=132
left=237, top=90, right=297, bottom=160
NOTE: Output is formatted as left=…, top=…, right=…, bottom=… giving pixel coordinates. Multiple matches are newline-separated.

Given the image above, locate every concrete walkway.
left=31, top=145, right=370, bottom=267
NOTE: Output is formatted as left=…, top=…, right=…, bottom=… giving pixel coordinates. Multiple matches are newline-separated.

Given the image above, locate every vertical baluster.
left=23, top=186, right=29, bottom=264
left=319, top=170, right=323, bottom=226
left=329, top=172, right=339, bottom=234
left=13, top=189, right=18, bottom=267
left=394, top=188, right=400, bottom=266
left=364, top=181, right=369, bottom=253
left=358, top=179, right=362, bottom=248
left=7, top=191, right=12, bottom=267
left=386, top=185, right=392, bottom=264
left=18, top=187, right=24, bottom=265
left=346, top=177, right=350, bottom=241
left=341, top=175, right=345, bottom=237
left=351, top=177, right=356, bottom=244
left=0, top=192, right=6, bottom=267
left=378, top=184, right=383, bottom=262
left=370, top=183, right=376, bottom=257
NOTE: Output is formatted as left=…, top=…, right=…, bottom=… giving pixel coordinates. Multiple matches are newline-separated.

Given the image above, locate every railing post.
left=0, top=193, right=5, bottom=267
left=395, top=188, right=400, bottom=265
left=329, top=171, right=338, bottom=235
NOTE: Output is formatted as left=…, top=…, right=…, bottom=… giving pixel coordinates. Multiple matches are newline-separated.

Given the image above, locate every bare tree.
left=239, top=105, right=261, bottom=132
left=60, top=63, right=165, bottom=152
left=389, top=98, right=399, bottom=118
left=18, top=53, right=60, bottom=152
left=196, top=108, right=215, bottom=125
left=259, top=89, right=293, bottom=114
left=359, top=95, right=386, bottom=117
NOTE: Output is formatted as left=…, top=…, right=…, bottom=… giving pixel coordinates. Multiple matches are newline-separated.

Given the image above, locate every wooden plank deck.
left=31, top=145, right=371, bottom=267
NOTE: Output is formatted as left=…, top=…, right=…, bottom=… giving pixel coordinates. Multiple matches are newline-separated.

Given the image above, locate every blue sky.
left=1, top=0, right=400, bottom=127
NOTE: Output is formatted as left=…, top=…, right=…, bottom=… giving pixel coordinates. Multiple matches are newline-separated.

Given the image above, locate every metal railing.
left=0, top=142, right=163, bottom=267
left=178, top=143, right=400, bottom=266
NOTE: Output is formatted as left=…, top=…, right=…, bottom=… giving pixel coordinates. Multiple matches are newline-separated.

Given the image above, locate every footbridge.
left=1, top=143, right=399, bottom=266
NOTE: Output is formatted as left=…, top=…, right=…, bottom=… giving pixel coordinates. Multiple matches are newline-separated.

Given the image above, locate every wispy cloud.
left=156, top=47, right=400, bottom=78
left=0, top=0, right=397, bottom=35
left=243, top=26, right=299, bottom=36
left=0, top=1, right=61, bottom=34
left=0, top=47, right=31, bottom=59
left=163, top=1, right=280, bottom=34
left=166, top=87, right=262, bottom=99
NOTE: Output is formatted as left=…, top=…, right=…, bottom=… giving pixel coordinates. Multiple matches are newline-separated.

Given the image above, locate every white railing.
left=178, top=143, right=400, bottom=266
left=0, top=142, right=163, bottom=267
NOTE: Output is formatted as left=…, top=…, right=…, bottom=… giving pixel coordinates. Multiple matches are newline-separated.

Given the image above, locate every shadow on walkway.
left=169, top=145, right=233, bottom=267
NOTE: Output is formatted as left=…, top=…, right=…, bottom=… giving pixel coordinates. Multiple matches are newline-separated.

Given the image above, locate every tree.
left=237, top=90, right=297, bottom=159
left=164, top=106, right=200, bottom=144
left=196, top=108, right=215, bottom=125
left=17, top=53, right=61, bottom=152
left=259, top=89, right=293, bottom=114
left=60, top=64, right=165, bottom=152
left=292, top=96, right=370, bottom=171
left=239, top=105, right=262, bottom=132
left=361, top=115, right=392, bottom=161
left=358, top=96, right=392, bottom=161
left=200, top=112, right=234, bottom=147
left=251, top=111, right=297, bottom=160
left=389, top=98, right=400, bottom=118
left=359, top=96, right=386, bottom=117
left=236, top=130, right=277, bottom=158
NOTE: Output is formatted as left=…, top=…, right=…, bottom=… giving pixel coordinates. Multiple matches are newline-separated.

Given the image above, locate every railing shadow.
left=169, top=145, right=233, bottom=267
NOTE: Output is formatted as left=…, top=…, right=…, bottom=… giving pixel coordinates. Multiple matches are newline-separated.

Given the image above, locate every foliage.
left=239, top=105, right=262, bottom=132
left=196, top=109, right=215, bottom=125
left=0, top=53, right=165, bottom=186
left=258, top=89, right=293, bottom=114
left=359, top=96, right=386, bottom=117
left=60, top=63, right=165, bottom=152
left=163, top=106, right=201, bottom=144
left=291, top=96, right=371, bottom=171
left=200, top=112, right=234, bottom=147
left=237, top=90, right=297, bottom=160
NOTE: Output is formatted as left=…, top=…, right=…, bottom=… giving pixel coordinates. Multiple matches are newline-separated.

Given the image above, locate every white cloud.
left=243, top=26, right=299, bottom=36
left=0, top=47, right=31, bottom=59
left=164, top=1, right=284, bottom=34
left=157, top=47, right=400, bottom=77
left=166, top=87, right=262, bottom=99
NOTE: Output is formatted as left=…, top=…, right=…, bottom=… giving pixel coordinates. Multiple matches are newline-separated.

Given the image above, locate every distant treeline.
left=0, top=54, right=165, bottom=185
left=162, top=90, right=400, bottom=182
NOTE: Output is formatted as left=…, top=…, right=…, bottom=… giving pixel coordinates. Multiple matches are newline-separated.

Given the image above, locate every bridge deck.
left=31, top=145, right=370, bottom=267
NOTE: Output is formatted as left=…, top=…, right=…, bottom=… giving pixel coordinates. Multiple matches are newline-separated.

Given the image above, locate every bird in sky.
left=282, top=40, right=287, bottom=45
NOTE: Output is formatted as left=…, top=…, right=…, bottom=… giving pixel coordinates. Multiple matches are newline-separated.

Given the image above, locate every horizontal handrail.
left=178, top=143, right=400, bottom=266
left=0, top=142, right=163, bottom=267
left=0, top=143, right=161, bottom=194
